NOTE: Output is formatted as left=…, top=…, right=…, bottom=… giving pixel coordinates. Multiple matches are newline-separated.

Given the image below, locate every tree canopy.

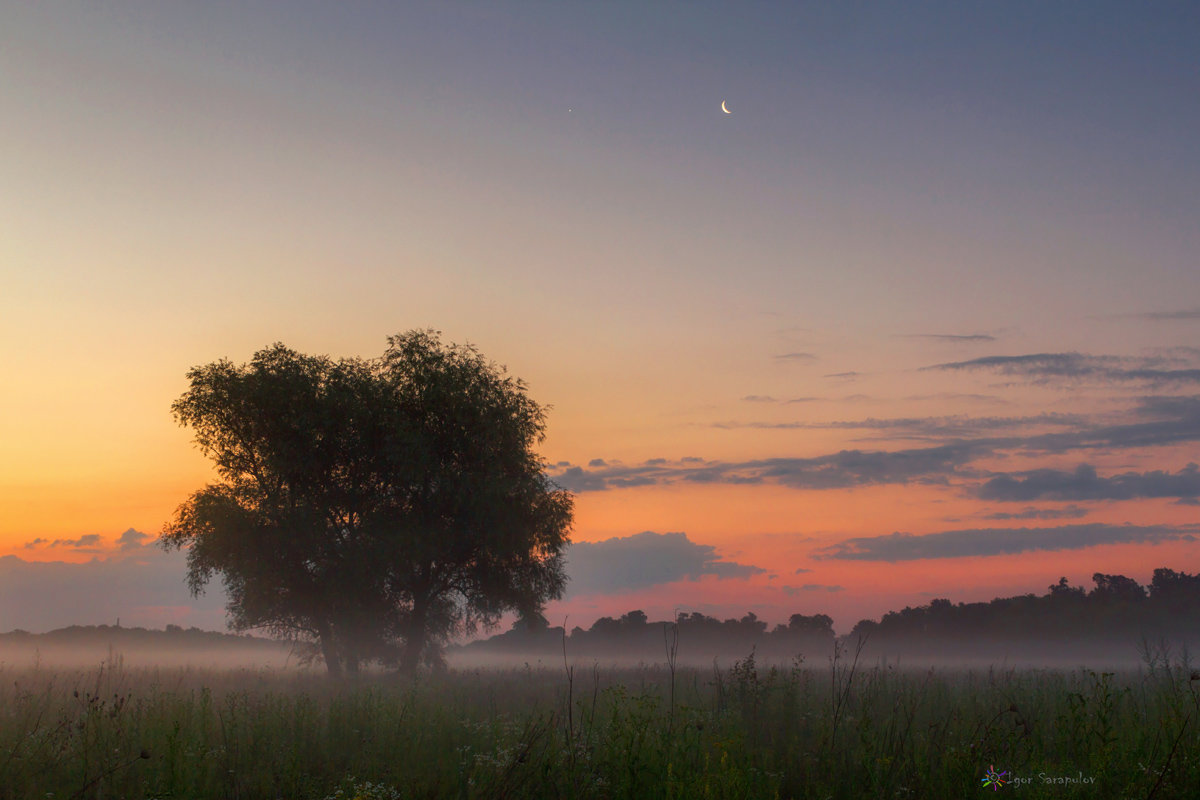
left=161, top=331, right=573, bottom=674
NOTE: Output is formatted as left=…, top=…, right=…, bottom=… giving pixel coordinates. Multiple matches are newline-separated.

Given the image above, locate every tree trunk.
left=316, top=619, right=343, bottom=677
left=399, top=596, right=429, bottom=674
left=399, top=630, right=425, bottom=673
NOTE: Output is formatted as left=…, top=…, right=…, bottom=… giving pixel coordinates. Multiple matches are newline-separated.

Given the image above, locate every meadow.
left=1, top=643, right=1197, bottom=800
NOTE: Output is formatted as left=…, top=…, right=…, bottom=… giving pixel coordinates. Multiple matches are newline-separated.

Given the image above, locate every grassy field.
left=1, top=644, right=1197, bottom=799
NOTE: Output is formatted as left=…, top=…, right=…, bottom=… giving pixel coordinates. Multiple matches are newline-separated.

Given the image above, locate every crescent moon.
left=721, top=100, right=731, bottom=114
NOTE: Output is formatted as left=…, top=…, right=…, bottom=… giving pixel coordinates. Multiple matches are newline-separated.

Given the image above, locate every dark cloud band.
left=550, top=442, right=985, bottom=493
left=551, top=394, right=1200, bottom=493
left=564, top=531, right=762, bottom=597
left=926, top=352, right=1200, bottom=387
left=817, top=523, right=1197, bottom=562
left=978, top=463, right=1200, bottom=502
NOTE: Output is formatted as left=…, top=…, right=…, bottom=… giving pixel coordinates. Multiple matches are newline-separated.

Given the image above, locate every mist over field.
left=0, top=626, right=296, bottom=671
left=3, top=608, right=1191, bottom=674
left=447, top=637, right=1173, bottom=674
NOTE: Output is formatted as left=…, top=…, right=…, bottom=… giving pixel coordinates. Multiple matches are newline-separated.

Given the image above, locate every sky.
left=2, top=2, right=1199, bottom=636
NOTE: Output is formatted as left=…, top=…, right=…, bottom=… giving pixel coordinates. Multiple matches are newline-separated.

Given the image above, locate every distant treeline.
left=5, top=567, right=1197, bottom=666
left=0, top=624, right=284, bottom=650
left=460, top=608, right=836, bottom=663
left=851, top=567, right=1200, bottom=643
left=462, top=567, right=1200, bottom=664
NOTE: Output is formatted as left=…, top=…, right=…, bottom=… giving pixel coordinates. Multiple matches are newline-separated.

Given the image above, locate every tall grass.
left=1, top=646, right=1197, bottom=799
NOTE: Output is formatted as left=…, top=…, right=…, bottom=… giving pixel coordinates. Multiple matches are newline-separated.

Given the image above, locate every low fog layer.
left=5, top=569, right=1196, bottom=674
left=447, top=630, right=1179, bottom=673
left=0, top=624, right=1184, bottom=673
left=0, top=625, right=298, bottom=670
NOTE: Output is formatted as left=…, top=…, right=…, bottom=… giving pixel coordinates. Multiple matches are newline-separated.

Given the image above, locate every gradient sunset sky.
left=3, top=3, right=1199, bottom=635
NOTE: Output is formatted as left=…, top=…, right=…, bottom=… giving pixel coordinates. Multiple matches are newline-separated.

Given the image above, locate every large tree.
left=161, top=331, right=573, bottom=674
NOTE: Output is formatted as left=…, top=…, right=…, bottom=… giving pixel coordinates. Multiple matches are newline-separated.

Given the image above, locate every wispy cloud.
left=117, top=528, right=151, bottom=550
left=1015, top=395, right=1200, bottom=452
left=896, top=333, right=997, bottom=343
left=925, top=352, right=1200, bottom=387
left=24, top=532, right=128, bottom=552
left=712, top=412, right=1085, bottom=439
left=977, top=463, right=1200, bottom=502
left=981, top=505, right=1090, bottom=521
left=1137, top=309, right=1200, bottom=321
left=554, top=465, right=656, bottom=491
left=43, top=534, right=103, bottom=550
left=550, top=443, right=985, bottom=493
left=564, top=531, right=763, bottom=597
left=903, top=393, right=1008, bottom=404
left=774, top=352, right=818, bottom=362
left=737, top=396, right=822, bottom=404
left=817, top=523, right=1198, bottom=562
left=782, top=584, right=844, bottom=594
left=554, top=395, right=1200, bottom=494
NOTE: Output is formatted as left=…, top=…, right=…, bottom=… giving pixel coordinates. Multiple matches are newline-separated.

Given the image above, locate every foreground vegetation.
left=1, top=644, right=1197, bottom=799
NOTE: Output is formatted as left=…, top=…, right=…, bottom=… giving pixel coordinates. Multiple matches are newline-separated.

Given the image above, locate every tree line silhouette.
left=850, top=568, right=1200, bottom=644
left=463, top=568, right=1200, bottom=663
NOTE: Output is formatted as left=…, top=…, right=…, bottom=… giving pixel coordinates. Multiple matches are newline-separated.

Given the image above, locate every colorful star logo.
left=981, top=764, right=1009, bottom=790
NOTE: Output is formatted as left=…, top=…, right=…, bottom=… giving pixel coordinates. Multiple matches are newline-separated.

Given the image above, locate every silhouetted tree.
left=161, top=331, right=573, bottom=675
left=1090, top=573, right=1147, bottom=603
left=735, top=612, right=768, bottom=636
left=588, top=616, right=621, bottom=639
left=620, top=609, right=649, bottom=628
left=785, top=613, right=834, bottom=636
left=1150, top=568, right=1200, bottom=603
left=1047, top=577, right=1086, bottom=602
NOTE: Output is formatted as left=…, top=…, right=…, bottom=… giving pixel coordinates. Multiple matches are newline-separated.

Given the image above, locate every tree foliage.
left=161, top=331, right=573, bottom=674
left=848, top=569, right=1200, bottom=643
